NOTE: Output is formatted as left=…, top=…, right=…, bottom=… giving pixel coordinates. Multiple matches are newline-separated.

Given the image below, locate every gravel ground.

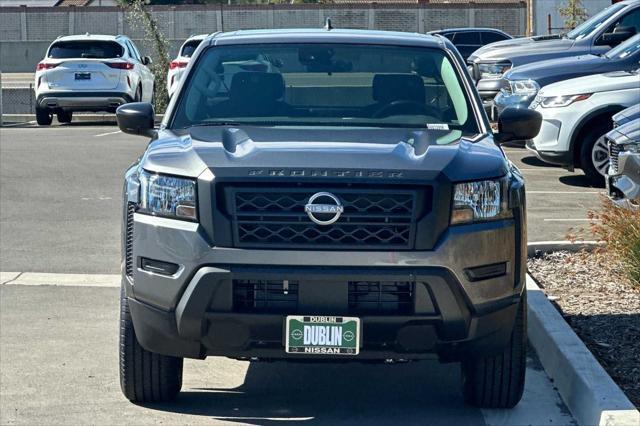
left=528, top=251, right=640, bottom=407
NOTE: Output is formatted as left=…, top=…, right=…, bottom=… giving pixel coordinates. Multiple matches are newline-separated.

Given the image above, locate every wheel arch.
left=569, top=105, right=625, bottom=167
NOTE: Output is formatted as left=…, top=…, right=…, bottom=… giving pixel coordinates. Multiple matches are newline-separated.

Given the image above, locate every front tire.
left=119, top=284, right=183, bottom=403
left=57, top=111, right=72, bottom=124
left=580, top=123, right=610, bottom=186
left=35, top=107, right=53, bottom=126
left=461, top=291, right=527, bottom=408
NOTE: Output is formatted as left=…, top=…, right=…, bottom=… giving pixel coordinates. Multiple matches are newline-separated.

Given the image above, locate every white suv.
left=167, top=34, right=207, bottom=98
left=528, top=69, right=640, bottom=183
left=35, top=34, right=155, bottom=125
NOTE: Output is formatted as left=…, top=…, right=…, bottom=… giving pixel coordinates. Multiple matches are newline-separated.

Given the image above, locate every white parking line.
left=1, top=120, right=36, bottom=127
left=543, top=218, right=598, bottom=222
left=527, top=191, right=601, bottom=194
left=94, top=130, right=122, bottom=137
left=1, top=272, right=120, bottom=287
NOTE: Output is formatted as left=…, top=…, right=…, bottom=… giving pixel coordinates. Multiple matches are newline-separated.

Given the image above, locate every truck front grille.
left=348, top=281, right=414, bottom=315
left=232, top=279, right=414, bottom=315
left=125, top=202, right=135, bottom=278
left=225, top=185, right=427, bottom=249
left=233, top=279, right=299, bottom=314
left=609, top=140, right=620, bottom=174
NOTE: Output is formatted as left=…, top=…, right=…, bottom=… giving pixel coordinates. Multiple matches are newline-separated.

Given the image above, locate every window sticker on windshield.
left=427, top=123, right=450, bottom=130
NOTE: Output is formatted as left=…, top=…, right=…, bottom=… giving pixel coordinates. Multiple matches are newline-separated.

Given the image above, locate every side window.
left=122, top=41, right=134, bottom=60
left=481, top=32, right=508, bottom=44
left=442, top=32, right=455, bottom=41
left=616, top=8, right=640, bottom=34
left=127, top=40, right=142, bottom=62
left=452, top=32, right=481, bottom=45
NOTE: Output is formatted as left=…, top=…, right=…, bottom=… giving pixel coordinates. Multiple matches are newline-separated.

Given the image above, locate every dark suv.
left=116, top=29, right=540, bottom=408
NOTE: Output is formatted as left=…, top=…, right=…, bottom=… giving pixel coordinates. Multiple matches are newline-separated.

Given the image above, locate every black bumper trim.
left=526, top=140, right=573, bottom=167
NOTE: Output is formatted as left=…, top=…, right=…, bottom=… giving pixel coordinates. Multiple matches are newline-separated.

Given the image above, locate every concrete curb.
left=527, top=240, right=603, bottom=258
left=526, top=274, right=640, bottom=426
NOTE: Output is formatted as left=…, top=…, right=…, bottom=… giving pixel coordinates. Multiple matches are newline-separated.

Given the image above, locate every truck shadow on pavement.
left=145, top=360, right=485, bottom=425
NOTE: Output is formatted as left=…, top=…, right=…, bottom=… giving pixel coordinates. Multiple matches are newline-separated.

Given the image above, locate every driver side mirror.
left=142, top=56, right=153, bottom=66
left=494, top=107, right=542, bottom=146
left=598, top=26, right=635, bottom=46
left=116, top=102, right=156, bottom=138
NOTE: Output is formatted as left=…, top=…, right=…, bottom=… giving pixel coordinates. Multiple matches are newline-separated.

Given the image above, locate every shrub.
left=588, top=197, right=640, bottom=287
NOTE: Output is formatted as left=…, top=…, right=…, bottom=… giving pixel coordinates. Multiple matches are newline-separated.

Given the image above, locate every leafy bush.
left=588, top=197, right=640, bottom=287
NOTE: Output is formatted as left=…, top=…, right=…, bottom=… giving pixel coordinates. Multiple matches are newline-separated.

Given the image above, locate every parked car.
left=167, top=34, right=207, bottom=98
left=495, top=33, right=640, bottom=114
left=427, top=28, right=512, bottom=61
left=612, top=103, right=640, bottom=127
left=607, top=118, right=640, bottom=205
left=115, top=28, right=541, bottom=408
left=527, top=69, right=640, bottom=183
left=34, top=34, right=154, bottom=125
left=468, top=0, right=640, bottom=114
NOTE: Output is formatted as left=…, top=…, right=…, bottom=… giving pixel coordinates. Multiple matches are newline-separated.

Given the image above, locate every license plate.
left=285, top=315, right=360, bottom=355
left=75, top=72, right=91, bottom=80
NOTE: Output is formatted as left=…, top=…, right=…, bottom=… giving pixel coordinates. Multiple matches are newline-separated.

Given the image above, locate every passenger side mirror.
left=494, top=107, right=542, bottom=145
left=116, top=102, right=156, bottom=138
left=142, top=56, right=153, bottom=66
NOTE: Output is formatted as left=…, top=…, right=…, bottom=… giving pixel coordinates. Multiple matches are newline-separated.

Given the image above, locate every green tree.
left=117, top=0, right=171, bottom=113
left=558, top=0, right=589, bottom=30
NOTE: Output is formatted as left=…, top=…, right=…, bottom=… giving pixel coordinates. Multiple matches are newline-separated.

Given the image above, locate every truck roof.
left=208, top=28, right=447, bottom=49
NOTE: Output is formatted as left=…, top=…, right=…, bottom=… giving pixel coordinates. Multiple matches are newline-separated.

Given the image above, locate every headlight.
left=451, top=179, right=511, bottom=225
left=622, top=143, right=640, bottom=154
left=138, top=170, right=197, bottom=221
left=508, top=79, right=540, bottom=96
left=540, top=94, right=591, bottom=108
left=478, top=62, right=511, bottom=79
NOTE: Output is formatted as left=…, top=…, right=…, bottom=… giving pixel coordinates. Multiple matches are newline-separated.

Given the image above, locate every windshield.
left=566, top=3, right=625, bottom=40
left=171, top=43, right=479, bottom=136
left=605, top=33, right=640, bottom=58
left=180, top=39, right=202, bottom=58
left=48, top=41, right=124, bottom=59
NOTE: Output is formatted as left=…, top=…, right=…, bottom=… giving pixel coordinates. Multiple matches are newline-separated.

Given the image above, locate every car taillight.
left=36, top=62, right=58, bottom=71
left=105, top=62, right=134, bottom=70
left=169, top=60, right=188, bottom=70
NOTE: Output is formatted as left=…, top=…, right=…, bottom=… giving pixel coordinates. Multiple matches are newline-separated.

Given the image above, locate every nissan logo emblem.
left=304, top=192, right=344, bottom=225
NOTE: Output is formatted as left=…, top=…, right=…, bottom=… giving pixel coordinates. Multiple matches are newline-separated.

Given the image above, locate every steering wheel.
left=372, top=100, right=441, bottom=119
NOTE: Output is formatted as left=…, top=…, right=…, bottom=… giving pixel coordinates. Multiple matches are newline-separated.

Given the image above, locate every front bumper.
left=526, top=139, right=573, bottom=168
left=37, top=91, right=133, bottom=112
left=607, top=151, right=640, bottom=202
left=125, top=210, right=526, bottom=361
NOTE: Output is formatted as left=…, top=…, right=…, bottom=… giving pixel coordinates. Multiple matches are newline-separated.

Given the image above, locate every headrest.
left=230, top=72, right=285, bottom=102
left=372, top=74, right=426, bottom=104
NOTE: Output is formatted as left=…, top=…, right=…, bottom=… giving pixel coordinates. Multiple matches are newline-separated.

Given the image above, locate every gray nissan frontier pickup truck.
left=116, top=28, right=541, bottom=408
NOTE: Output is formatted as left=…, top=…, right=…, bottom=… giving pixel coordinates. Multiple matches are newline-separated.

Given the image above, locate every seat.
left=364, top=74, right=426, bottom=117
left=215, top=72, right=292, bottom=117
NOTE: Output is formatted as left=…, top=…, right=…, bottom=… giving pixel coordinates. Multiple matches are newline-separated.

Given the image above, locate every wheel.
left=134, top=85, right=142, bottom=103
left=35, top=107, right=53, bottom=126
left=56, top=111, right=72, bottom=124
left=461, top=291, right=527, bottom=408
left=119, top=283, right=183, bottom=402
left=579, top=123, right=611, bottom=186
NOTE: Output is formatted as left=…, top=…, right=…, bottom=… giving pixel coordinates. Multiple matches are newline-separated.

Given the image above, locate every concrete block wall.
left=0, top=3, right=526, bottom=73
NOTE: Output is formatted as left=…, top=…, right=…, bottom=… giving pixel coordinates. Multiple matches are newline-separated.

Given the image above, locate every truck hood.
left=140, top=126, right=507, bottom=183
left=613, top=104, right=640, bottom=125
left=469, top=38, right=579, bottom=66
left=503, top=54, right=608, bottom=86
left=538, top=70, right=640, bottom=97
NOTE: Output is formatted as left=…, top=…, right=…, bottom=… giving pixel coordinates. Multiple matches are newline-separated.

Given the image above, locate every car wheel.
left=56, top=111, right=72, bottom=124
left=135, top=85, right=142, bottom=103
left=35, top=107, right=53, bottom=126
left=461, top=291, right=527, bottom=408
left=579, top=123, right=610, bottom=186
left=119, top=283, right=183, bottom=402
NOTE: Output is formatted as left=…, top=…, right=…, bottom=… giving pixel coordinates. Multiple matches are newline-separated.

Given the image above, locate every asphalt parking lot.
left=0, top=121, right=596, bottom=425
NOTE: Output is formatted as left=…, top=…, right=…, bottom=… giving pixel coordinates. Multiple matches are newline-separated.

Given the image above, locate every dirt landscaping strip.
left=528, top=251, right=640, bottom=408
